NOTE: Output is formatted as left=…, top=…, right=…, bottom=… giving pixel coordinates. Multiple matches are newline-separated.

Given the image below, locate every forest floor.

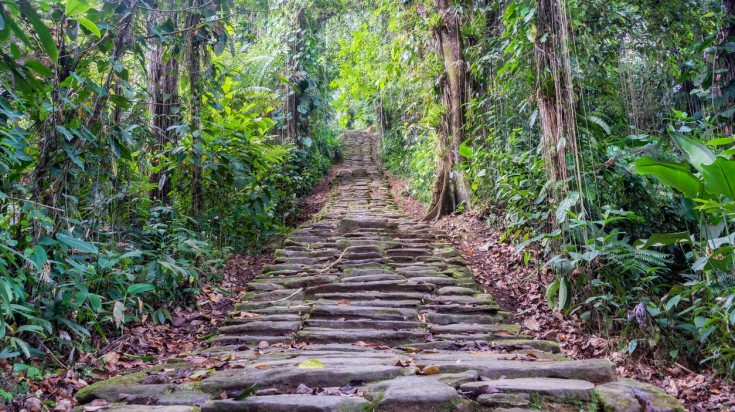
left=386, top=173, right=735, bottom=411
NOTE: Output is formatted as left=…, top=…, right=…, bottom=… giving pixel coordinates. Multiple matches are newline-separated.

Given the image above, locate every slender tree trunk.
left=186, top=2, right=204, bottom=215
left=286, top=9, right=306, bottom=147
left=423, top=0, right=470, bottom=222
left=716, top=0, right=735, bottom=134
left=534, top=0, right=579, bottom=204
left=148, top=5, right=180, bottom=204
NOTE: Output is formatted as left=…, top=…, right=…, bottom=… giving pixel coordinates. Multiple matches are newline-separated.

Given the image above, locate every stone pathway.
left=76, top=131, right=683, bottom=411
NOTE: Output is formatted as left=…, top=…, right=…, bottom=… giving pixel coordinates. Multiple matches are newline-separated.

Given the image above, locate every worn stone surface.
left=365, top=376, right=459, bottom=411
left=75, top=131, right=682, bottom=411
left=461, top=377, right=595, bottom=401
left=202, top=395, right=368, bottom=412
left=595, top=379, right=686, bottom=412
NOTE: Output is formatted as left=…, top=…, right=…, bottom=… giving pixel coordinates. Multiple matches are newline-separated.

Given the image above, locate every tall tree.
left=534, top=0, right=580, bottom=206
left=148, top=4, right=181, bottom=204
left=716, top=0, right=735, bottom=134
left=185, top=0, right=205, bottom=214
left=423, top=0, right=470, bottom=221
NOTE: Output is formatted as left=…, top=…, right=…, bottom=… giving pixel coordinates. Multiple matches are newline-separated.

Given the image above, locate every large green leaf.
left=701, top=157, right=735, bottom=199
left=57, top=234, right=98, bottom=254
left=458, top=141, right=473, bottom=158
left=73, top=17, right=100, bottom=37
left=636, top=231, right=692, bottom=249
left=668, top=127, right=716, bottom=173
left=634, top=156, right=703, bottom=200
left=66, top=0, right=91, bottom=16
left=17, top=2, right=58, bottom=62
left=126, top=283, right=155, bottom=295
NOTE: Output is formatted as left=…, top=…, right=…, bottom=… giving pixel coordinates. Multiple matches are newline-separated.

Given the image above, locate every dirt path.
left=75, top=131, right=683, bottom=411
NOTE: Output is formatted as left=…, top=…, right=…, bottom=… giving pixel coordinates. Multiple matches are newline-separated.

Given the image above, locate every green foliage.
left=0, top=0, right=340, bottom=373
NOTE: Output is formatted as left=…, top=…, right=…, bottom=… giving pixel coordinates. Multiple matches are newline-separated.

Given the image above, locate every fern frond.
left=587, top=115, right=612, bottom=135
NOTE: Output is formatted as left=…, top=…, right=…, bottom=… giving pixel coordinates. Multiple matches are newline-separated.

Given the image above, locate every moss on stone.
left=528, top=392, right=543, bottom=409
left=75, top=371, right=147, bottom=402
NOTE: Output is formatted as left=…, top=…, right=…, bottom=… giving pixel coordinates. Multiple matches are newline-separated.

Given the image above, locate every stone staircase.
left=76, top=130, right=683, bottom=412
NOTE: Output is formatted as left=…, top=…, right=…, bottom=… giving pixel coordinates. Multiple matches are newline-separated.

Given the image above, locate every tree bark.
left=286, top=9, right=307, bottom=147
left=148, top=4, right=180, bottom=205
left=186, top=1, right=204, bottom=214
left=716, top=0, right=735, bottom=134
left=534, top=0, right=578, bottom=202
left=422, top=0, right=470, bottom=222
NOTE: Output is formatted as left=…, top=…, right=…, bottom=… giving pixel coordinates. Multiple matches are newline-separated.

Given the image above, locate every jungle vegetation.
left=1, top=0, right=735, bottom=399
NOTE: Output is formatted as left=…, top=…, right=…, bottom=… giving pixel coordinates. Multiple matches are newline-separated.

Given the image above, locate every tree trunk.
left=716, top=0, right=735, bottom=134
left=148, top=6, right=180, bottom=205
left=286, top=9, right=306, bottom=147
left=422, top=0, right=470, bottom=222
left=186, top=2, right=204, bottom=215
left=534, top=0, right=579, bottom=203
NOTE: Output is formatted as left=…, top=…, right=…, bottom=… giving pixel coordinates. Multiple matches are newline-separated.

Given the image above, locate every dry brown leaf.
left=102, top=352, right=120, bottom=371
left=417, top=364, right=440, bottom=375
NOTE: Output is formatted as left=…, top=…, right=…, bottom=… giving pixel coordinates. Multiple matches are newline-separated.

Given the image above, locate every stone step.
left=210, top=334, right=295, bottom=346
left=200, top=364, right=403, bottom=395
left=217, top=320, right=302, bottom=335
left=461, top=377, right=595, bottom=401
left=314, top=291, right=427, bottom=301
left=425, top=312, right=512, bottom=325
left=315, top=299, right=420, bottom=308
left=304, top=319, right=424, bottom=330
left=296, top=327, right=427, bottom=345
left=437, top=286, right=477, bottom=295
left=310, top=304, right=417, bottom=321
left=202, top=395, right=368, bottom=412
left=341, top=273, right=405, bottom=282
left=224, top=314, right=302, bottom=324
left=421, top=303, right=501, bottom=315
left=429, top=323, right=521, bottom=335
left=306, top=281, right=434, bottom=295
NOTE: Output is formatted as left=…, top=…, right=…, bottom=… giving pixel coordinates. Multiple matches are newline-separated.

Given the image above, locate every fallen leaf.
left=417, top=364, right=440, bottom=375
left=102, top=352, right=120, bottom=370
left=337, top=299, right=351, bottom=305
left=523, top=317, right=541, bottom=331
left=254, top=364, right=271, bottom=369
left=140, top=373, right=170, bottom=384
left=296, top=359, right=325, bottom=369
left=189, top=369, right=211, bottom=380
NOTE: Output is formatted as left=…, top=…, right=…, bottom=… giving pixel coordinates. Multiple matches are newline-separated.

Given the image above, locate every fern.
left=602, top=240, right=670, bottom=277
left=587, top=115, right=612, bottom=135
